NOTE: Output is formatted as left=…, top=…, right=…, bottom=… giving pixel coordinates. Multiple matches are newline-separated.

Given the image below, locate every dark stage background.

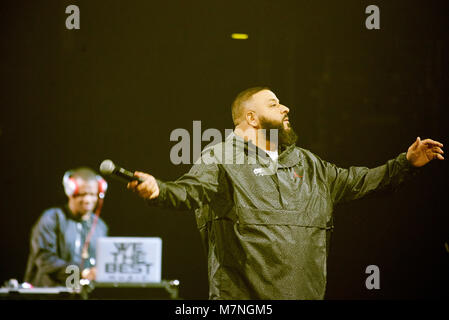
left=1, top=0, right=448, bottom=299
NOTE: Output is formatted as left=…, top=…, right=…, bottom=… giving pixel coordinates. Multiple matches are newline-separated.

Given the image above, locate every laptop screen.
left=95, top=237, right=162, bottom=283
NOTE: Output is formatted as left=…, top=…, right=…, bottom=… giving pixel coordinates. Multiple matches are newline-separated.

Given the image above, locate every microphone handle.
left=115, top=167, right=146, bottom=183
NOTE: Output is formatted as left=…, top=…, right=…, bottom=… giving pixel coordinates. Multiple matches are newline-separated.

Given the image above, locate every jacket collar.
left=226, top=131, right=302, bottom=168
left=278, top=144, right=302, bottom=168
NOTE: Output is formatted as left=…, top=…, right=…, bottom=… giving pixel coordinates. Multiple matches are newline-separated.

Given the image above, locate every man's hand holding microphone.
left=127, top=172, right=160, bottom=200
left=100, top=160, right=159, bottom=200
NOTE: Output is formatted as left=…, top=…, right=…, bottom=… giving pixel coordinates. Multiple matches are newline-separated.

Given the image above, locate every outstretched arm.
left=325, top=137, right=444, bottom=205
left=127, top=163, right=223, bottom=211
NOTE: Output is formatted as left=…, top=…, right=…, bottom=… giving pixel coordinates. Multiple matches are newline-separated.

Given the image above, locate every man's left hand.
left=406, top=137, right=444, bottom=167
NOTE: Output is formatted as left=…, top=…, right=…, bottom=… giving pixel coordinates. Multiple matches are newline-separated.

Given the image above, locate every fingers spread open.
left=422, top=138, right=443, bottom=147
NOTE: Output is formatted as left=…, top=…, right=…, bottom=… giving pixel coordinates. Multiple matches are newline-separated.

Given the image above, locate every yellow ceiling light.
left=231, top=33, right=249, bottom=40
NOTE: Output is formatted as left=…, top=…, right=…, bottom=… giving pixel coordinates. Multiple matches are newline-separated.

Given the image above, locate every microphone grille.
left=100, top=159, right=115, bottom=175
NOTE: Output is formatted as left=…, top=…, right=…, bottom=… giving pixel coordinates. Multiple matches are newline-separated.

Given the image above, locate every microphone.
left=99, top=159, right=145, bottom=183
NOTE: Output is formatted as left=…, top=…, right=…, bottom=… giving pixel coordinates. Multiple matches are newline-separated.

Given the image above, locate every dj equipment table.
left=0, top=287, right=82, bottom=300
left=0, top=280, right=180, bottom=300
left=84, top=280, right=180, bottom=299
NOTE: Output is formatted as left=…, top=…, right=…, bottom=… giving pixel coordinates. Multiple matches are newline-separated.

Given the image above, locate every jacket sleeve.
left=30, top=211, right=71, bottom=282
left=324, top=152, right=421, bottom=205
left=147, top=162, right=223, bottom=211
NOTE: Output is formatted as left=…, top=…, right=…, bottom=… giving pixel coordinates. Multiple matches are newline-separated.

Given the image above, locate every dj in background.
left=24, top=167, right=108, bottom=287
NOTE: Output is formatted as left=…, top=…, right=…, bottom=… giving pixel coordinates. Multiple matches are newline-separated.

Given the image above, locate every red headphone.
left=63, top=169, right=107, bottom=268
left=62, top=170, right=108, bottom=199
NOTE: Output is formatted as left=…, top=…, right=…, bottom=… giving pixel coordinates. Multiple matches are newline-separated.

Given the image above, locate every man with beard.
left=127, top=87, right=444, bottom=299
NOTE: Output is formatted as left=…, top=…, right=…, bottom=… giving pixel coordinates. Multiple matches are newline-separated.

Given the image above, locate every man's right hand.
left=127, top=171, right=160, bottom=200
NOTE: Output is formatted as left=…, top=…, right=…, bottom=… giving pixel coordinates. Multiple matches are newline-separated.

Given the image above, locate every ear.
left=245, top=111, right=259, bottom=128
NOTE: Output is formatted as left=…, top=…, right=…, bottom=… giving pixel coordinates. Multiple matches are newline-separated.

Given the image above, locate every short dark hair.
left=70, top=167, right=98, bottom=181
left=231, top=86, right=270, bottom=126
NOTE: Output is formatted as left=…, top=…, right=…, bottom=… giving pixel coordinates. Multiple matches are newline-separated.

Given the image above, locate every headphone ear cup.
left=67, top=178, right=78, bottom=196
left=97, top=175, right=108, bottom=198
left=63, top=178, right=78, bottom=196
left=63, top=171, right=78, bottom=196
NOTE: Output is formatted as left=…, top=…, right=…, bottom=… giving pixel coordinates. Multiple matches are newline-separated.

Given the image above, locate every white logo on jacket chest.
left=253, top=167, right=275, bottom=176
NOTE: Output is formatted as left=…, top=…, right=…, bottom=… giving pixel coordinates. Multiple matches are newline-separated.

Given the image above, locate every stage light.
left=231, top=33, right=248, bottom=40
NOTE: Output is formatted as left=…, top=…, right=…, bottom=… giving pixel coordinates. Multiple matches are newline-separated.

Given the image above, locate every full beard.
left=259, top=116, right=298, bottom=149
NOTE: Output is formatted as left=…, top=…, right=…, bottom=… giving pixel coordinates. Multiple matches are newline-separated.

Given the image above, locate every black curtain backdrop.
left=1, top=0, right=448, bottom=299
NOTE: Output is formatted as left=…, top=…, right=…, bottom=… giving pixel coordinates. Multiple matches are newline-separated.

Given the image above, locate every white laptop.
left=95, top=237, right=162, bottom=284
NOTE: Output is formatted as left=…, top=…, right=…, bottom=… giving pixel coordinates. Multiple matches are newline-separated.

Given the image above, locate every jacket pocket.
left=235, top=204, right=330, bottom=229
